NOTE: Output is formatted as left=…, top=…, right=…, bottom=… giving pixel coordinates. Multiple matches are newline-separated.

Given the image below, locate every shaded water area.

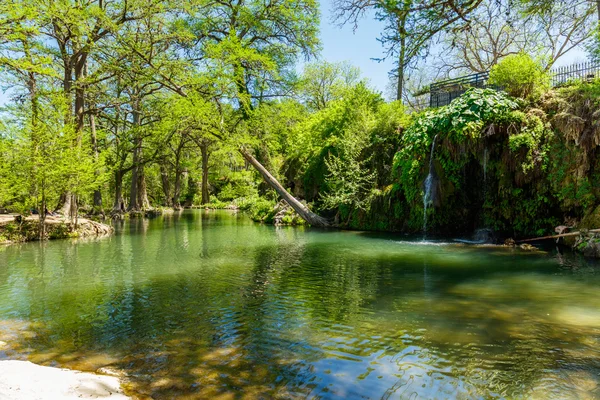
left=1, top=210, right=600, bottom=399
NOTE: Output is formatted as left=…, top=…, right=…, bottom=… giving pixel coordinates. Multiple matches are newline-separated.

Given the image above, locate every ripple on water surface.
left=0, top=210, right=599, bottom=399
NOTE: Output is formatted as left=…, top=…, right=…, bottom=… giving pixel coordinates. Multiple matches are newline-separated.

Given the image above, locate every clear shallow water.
left=0, top=210, right=599, bottom=399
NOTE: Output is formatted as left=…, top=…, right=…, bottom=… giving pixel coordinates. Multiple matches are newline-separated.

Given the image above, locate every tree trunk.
left=200, top=141, right=210, bottom=204
left=56, top=192, right=77, bottom=221
left=256, top=145, right=274, bottom=195
left=39, top=189, right=46, bottom=241
left=172, top=142, right=184, bottom=210
left=231, top=63, right=327, bottom=226
left=63, top=63, right=73, bottom=125
left=129, top=162, right=139, bottom=211
left=130, top=150, right=150, bottom=211
left=137, top=165, right=150, bottom=210
left=113, top=170, right=126, bottom=213
left=396, top=56, right=404, bottom=102
left=26, top=58, right=44, bottom=240
left=396, top=17, right=406, bottom=102
left=91, top=111, right=103, bottom=212
left=184, top=173, right=197, bottom=207
left=173, top=168, right=182, bottom=210
left=65, top=53, right=87, bottom=225
left=54, top=57, right=74, bottom=216
left=240, top=148, right=329, bottom=227
left=172, top=160, right=183, bottom=210
left=517, top=229, right=600, bottom=243
left=160, top=163, right=172, bottom=207
left=74, top=53, right=87, bottom=139
left=55, top=51, right=88, bottom=223
left=85, top=61, right=102, bottom=214
left=129, top=101, right=142, bottom=211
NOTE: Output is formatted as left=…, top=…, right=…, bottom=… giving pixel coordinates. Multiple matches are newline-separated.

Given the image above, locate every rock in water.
left=519, top=244, right=538, bottom=251
left=574, top=233, right=600, bottom=258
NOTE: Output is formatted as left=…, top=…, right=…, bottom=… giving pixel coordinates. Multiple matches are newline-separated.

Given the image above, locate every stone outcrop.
left=574, top=231, right=600, bottom=258
left=0, top=214, right=113, bottom=244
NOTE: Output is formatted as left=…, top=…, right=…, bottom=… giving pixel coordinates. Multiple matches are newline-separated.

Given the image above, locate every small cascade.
left=483, top=147, right=488, bottom=186
left=481, top=145, right=490, bottom=231
left=423, top=134, right=438, bottom=237
left=482, top=146, right=489, bottom=207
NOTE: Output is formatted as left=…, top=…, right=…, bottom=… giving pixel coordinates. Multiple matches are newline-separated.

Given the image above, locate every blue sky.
left=315, top=1, right=395, bottom=95
left=0, top=1, right=590, bottom=106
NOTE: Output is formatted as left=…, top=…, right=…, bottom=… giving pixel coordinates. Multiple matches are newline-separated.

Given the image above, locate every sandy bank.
left=0, top=360, right=130, bottom=399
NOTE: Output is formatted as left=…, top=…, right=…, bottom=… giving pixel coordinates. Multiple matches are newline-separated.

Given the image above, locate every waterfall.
left=483, top=146, right=488, bottom=207
left=483, top=147, right=488, bottom=186
left=423, top=134, right=438, bottom=237
left=480, top=146, right=491, bottom=234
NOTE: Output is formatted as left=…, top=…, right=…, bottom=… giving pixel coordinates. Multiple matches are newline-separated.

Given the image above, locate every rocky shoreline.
left=0, top=214, right=113, bottom=244
left=3, top=209, right=598, bottom=259
left=573, top=231, right=600, bottom=258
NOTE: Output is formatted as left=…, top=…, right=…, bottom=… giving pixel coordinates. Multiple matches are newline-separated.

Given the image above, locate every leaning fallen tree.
left=240, top=148, right=329, bottom=227
left=516, top=229, right=600, bottom=243
left=127, top=57, right=329, bottom=226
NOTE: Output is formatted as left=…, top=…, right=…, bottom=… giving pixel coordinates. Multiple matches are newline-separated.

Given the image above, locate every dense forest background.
left=1, top=0, right=600, bottom=238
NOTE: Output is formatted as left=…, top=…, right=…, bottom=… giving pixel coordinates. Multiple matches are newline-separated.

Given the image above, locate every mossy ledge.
left=0, top=214, right=113, bottom=244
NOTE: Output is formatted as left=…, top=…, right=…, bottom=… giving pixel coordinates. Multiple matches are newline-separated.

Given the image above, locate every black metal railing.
left=428, top=61, right=600, bottom=108
left=551, top=61, right=600, bottom=87
left=429, top=71, right=491, bottom=108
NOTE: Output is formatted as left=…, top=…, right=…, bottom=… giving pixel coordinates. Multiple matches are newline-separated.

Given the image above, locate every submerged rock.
left=272, top=200, right=305, bottom=226
left=519, top=244, right=538, bottom=251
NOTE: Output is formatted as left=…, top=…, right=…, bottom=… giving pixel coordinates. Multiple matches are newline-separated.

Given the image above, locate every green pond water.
left=1, top=210, right=600, bottom=399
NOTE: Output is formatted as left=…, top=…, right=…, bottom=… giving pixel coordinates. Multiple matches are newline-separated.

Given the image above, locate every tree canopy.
left=0, top=0, right=598, bottom=235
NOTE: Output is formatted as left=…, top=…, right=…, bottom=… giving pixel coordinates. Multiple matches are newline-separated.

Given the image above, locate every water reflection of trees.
left=0, top=215, right=599, bottom=398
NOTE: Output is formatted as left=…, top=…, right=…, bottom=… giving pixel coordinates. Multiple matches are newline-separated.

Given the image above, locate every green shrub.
left=204, top=198, right=229, bottom=209
left=237, top=196, right=277, bottom=223
left=392, top=88, right=559, bottom=235
left=488, top=53, right=550, bottom=100
left=215, top=171, right=258, bottom=202
left=394, top=88, right=522, bottom=207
